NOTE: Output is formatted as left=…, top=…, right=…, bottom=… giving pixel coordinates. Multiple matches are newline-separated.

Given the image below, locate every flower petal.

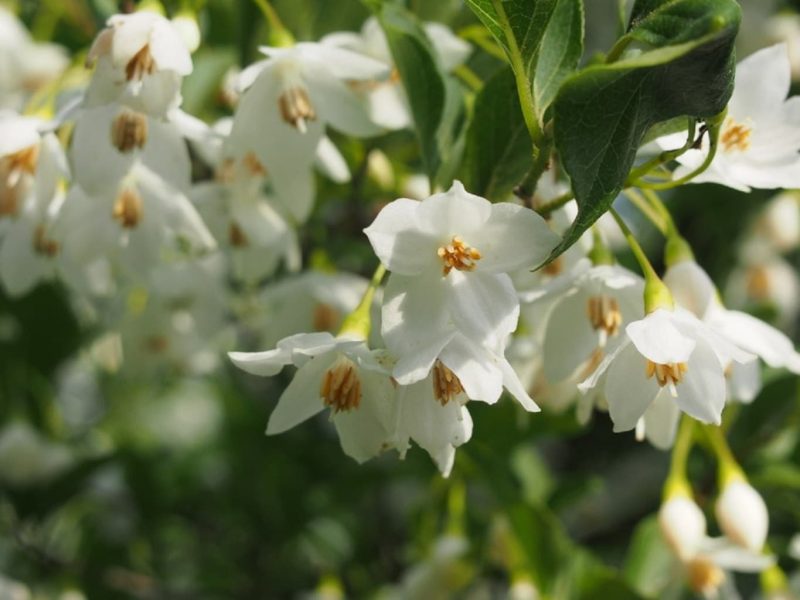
left=543, top=290, right=598, bottom=381
left=382, top=272, right=456, bottom=384
left=266, top=354, right=335, bottom=435
left=469, top=202, right=560, bottom=273
left=447, top=270, right=519, bottom=351
left=415, top=180, right=491, bottom=238
left=440, top=335, right=504, bottom=404
left=605, top=342, right=660, bottom=432
left=363, top=198, right=439, bottom=275
left=626, top=309, right=695, bottom=364
left=674, top=337, right=726, bottom=425
left=229, top=332, right=338, bottom=376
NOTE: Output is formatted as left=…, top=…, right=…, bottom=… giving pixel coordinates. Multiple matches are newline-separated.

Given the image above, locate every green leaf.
left=462, top=68, right=532, bottom=200
left=533, top=0, right=585, bottom=120
left=372, top=3, right=464, bottom=185
left=465, top=0, right=558, bottom=74
left=546, top=0, right=740, bottom=261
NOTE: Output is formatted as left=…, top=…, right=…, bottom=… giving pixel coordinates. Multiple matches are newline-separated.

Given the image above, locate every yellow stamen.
left=278, top=87, right=316, bottom=132
left=228, top=222, right=248, bottom=247
left=125, top=44, right=157, bottom=81
left=320, top=356, right=361, bottom=413
left=33, top=224, right=59, bottom=257
left=112, top=186, right=143, bottom=229
left=686, top=556, right=725, bottom=597
left=586, top=295, right=622, bottom=344
left=646, top=359, right=688, bottom=395
left=111, top=108, right=148, bottom=153
left=432, top=360, right=464, bottom=406
left=720, top=117, right=752, bottom=153
left=437, top=235, right=481, bottom=276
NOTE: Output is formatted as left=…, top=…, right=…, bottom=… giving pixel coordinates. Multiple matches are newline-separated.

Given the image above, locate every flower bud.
left=659, top=495, right=707, bottom=560
left=715, top=479, right=768, bottom=552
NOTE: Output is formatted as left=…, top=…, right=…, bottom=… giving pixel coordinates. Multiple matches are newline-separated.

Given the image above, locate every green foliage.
left=462, top=67, right=532, bottom=201
left=533, top=0, right=585, bottom=120
left=546, top=0, right=740, bottom=261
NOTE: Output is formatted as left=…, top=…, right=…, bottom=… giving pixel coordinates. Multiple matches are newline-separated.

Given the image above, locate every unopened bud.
left=715, top=479, right=769, bottom=552
left=659, top=495, right=706, bottom=560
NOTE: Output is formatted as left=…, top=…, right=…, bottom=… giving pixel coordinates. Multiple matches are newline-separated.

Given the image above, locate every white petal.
left=440, top=335, right=504, bottom=404
left=266, top=354, right=335, bottom=435
left=674, top=338, right=726, bottom=425
left=702, top=537, right=775, bottom=572
left=306, top=69, right=384, bottom=137
left=715, top=480, right=769, bottom=553
left=229, top=332, right=338, bottom=376
left=295, top=41, right=389, bottom=80
left=710, top=309, right=800, bottom=373
left=333, top=371, right=395, bottom=463
left=498, top=355, right=540, bottom=412
left=365, top=83, right=411, bottom=130
left=728, top=360, right=761, bottom=404
left=626, top=309, right=696, bottom=364
left=468, top=202, right=560, bottom=273
left=149, top=18, right=193, bottom=75
left=314, top=136, right=350, bottom=183
left=363, top=198, right=439, bottom=275
left=664, top=261, right=718, bottom=319
left=424, top=22, right=471, bottom=72
left=543, top=291, right=598, bottom=381
left=382, top=272, right=456, bottom=384
left=0, top=218, right=46, bottom=296
left=729, top=44, right=791, bottom=121
left=605, top=342, right=660, bottom=432
left=642, top=390, right=681, bottom=450
left=415, top=180, right=491, bottom=238
left=448, top=270, right=520, bottom=350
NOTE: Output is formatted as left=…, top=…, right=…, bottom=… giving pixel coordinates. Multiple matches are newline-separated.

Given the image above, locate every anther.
left=111, top=108, right=148, bottom=153
left=278, top=87, right=316, bottom=133
left=125, top=44, right=157, bottom=81
left=432, top=360, right=464, bottom=406
left=437, top=235, right=481, bottom=276
left=645, top=360, right=688, bottom=396
left=586, top=295, right=622, bottom=346
left=113, top=186, right=144, bottom=228
left=320, top=356, right=361, bottom=413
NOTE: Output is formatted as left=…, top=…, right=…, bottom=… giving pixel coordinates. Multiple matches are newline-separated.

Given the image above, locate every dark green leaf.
left=465, top=0, right=558, bottom=74
left=534, top=0, right=585, bottom=120
left=462, top=68, right=532, bottom=200
left=546, top=0, right=740, bottom=261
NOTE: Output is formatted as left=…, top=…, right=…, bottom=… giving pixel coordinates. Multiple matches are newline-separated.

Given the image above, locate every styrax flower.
left=229, top=332, right=395, bottom=463
left=660, top=44, right=800, bottom=191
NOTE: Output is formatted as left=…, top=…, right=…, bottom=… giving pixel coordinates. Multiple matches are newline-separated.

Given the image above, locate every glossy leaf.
left=546, top=0, right=740, bottom=262
left=534, top=0, right=585, bottom=120
left=462, top=68, right=532, bottom=200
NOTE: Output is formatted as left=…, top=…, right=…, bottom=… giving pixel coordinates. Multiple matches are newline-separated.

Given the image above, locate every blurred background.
left=0, top=0, right=799, bottom=597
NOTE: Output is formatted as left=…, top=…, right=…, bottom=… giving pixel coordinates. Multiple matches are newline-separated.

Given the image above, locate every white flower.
left=580, top=307, right=754, bottom=438
left=715, top=479, right=769, bottom=553
left=85, top=11, right=193, bottom=117
left=659, top=44, right=800, bottom=191
left=391, top=361, right=473, bottom=476
left=725, top=253, right=800, bottom=328
left=0, top=115, right=69, bottom=295
left=192, top=151, right=299, bottom=283
left=70, top=103, right=191, bottom=195
left=228, top=42, right=388, bottom=220
left=57, top=165, right=215, bottom=279
left=521, top=259, right=644, bottom=382
left=321, top=17, right=470, bottom=130
left=751, top=191, right=800, bottom=253
left=364, top=180, right=559, bottom=407
left=229, top=332, right=396, bottom=463
left=0, top=6, right=68, bottom=109
left=665, top=260, right=800, bottom=388
left=659, top=494, right=773, bottom=599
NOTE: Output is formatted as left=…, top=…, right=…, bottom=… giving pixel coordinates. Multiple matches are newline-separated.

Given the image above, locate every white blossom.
left=230, top=333, right=396, bottom=463
left=659, top=44, right=800, bottom=191
left=715, top=479, right=770, bottom=553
